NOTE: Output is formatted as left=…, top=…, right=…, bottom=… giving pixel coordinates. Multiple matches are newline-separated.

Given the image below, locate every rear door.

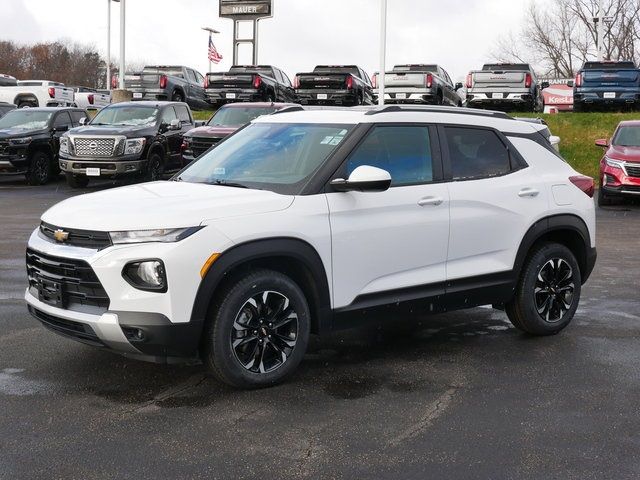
left=52, top=111, right=74, bottom=156
left=159, top=106, right=182, bottom=168
left=442, top=126, right=548, bottom=281
left=174, top=104, right=194, bottom=167
left=326, top=124, right=450, bottom=311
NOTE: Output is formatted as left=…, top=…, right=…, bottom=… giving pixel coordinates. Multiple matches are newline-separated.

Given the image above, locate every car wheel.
left=171, top=90, right=184, bottom=103
left=506, top=242, right=581, bottom=336
left=25, top=151, right=51, bottom=185
left=65, top=172, right=89, bottom=189
left=202, top=269, right=311, bottom=388
left=18, top=101, right=37, bottom=109
left=144, top=153, right=164, bottom=182
left=597, top=187, right=616, bottom=207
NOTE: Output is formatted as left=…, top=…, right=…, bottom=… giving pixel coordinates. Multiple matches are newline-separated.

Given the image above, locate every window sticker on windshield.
left=213, top=167, right=226, bottom=175
left=339, top=129, right=348, bottom=136
left=329, top=136, right=344, bottom=146
left=321, top=136, right=334, bottom=145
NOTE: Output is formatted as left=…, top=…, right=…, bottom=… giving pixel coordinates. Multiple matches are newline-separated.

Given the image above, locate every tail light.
left=48, top=87, right=55, bottom=98
left=253, top=75, right=262, bottom=89
left=204, top=76, right=209, bottom=89
left=159, top=75, right=168, bottom=89
left=465, top=73, right=473, bottom=89
left=111, top=75, right=118, bottom=89
left=371, top=74, right=377, bottom=89
left=293, top=75, right=300, bottom=89
left=345, top=75, right=353, bottom=89
left=525, top=73, right=532, bottom=88
left=569, top=175, right=595, bottom=198
left=425, top=73, right=433, bottom=88
left=575, top=73, right=583, bottom=87
left=88, top=94, right=94, bottom=105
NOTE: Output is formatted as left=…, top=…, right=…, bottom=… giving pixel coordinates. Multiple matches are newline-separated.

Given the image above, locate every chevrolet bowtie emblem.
left=53, top=229, right=69, bottom=243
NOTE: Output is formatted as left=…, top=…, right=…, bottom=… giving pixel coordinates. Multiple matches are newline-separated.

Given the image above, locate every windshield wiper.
left=213, top=179, right=250, bottom=189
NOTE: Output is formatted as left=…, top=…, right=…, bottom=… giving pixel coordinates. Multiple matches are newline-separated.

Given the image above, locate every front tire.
left=25, top=151, right=52, bottom=185
left=597, top=187, right=616, bottom=207
left=506, top=243, right=581, bottom=336
left=143, top=153, right=164, bottom=182
left=202, top=269, right=311, bottom=388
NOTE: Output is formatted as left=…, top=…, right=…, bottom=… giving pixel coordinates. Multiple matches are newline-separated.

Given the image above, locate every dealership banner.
left=542, top=83, right=573, bottom=111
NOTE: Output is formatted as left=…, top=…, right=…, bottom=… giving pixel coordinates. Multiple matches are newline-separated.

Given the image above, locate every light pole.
left=597, top=0, right=604, bottom=61
left=119, top=0, right=126, bottom=89
left=107, top=0, right=120, bottom=90
left=378, top=0, right=387, bottom=106
left=202, top=27, right=221, bottom=73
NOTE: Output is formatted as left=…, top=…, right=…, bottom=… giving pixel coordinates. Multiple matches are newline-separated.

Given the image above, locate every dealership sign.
left=220, top=0, right=272, bottom=19
left=542, top=83, right=574, bottom=111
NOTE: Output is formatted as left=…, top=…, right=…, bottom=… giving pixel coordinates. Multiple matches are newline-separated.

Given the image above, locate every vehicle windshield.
left=207, top=106, right=277, bottom=127
left=91, top=106, right=158, bottom=126
left=0, top=110, right=51, bottom=130
left=613, top=126, right=640, bottom=147
left=177, top=123, right=354, bottom=195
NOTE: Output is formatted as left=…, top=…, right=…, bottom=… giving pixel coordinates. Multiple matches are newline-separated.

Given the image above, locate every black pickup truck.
left=573, top=61, right=640, bottom=111
left=0, top=107, right=86, bottom=185
left=123, top=66, right=209, bottom=110
left=59, top=101, right=195, bottom=188
left=205, top=65, right=297, bottom=107
left=294, top=65, right=374, bottom=106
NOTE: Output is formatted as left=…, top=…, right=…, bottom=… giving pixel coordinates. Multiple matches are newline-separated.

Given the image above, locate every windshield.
left=613, top=126, right=640, bottom=147
left=207, top=106, right=277, bottom=127
left=91, top=106, right=158, bottom=126
left=0, top=110, right=51, bottom=130
left=177, top=123, right=354, bottom=194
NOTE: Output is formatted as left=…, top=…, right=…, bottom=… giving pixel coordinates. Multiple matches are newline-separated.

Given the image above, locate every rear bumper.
left=374, top=88, right=437, bottom=104
left=129, top=89, right=170, bottom=101
left=205, top=89, right=263, bottom=105
left=467, top=92, right=533, bottom=109
left=296, top=89, right=358, bottom=105
left=574, top=93, right=640, bottom=109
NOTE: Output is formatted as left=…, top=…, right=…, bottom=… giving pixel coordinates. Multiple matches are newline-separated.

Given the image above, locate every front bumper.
left=59, top=155, right=145, bottom=177
left=0, top=150, right=29, bottom=173
left=296, top=89, right=358, bottom=106
left=601, top=161, right=640, bottom=197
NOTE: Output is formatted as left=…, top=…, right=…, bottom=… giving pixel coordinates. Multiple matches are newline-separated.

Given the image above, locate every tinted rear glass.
left=445, top=127, right=511, bottom=180
left=229, top=67, right=273, bottom=77
left=313, top=67, right=360, bottom=76
left=393, top=65, right=438, bottom=73
left=143, top=67, right=184, bottom=78
left=482, top=64, right=531, bottom=71
left=583, top=62, right=636, bottom=70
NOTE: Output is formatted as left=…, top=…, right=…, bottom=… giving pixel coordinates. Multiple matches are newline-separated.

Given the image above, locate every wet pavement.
left=1, top=176, right=639, bottom=479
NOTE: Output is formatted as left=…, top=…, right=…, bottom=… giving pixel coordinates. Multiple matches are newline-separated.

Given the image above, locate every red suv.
left=596, top=120, right=640, bottom=206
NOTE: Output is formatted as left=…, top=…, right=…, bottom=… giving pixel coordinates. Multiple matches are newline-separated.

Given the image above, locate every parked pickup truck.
left=573, top=61, right=640, bottom=111
left=205, top=65, right=297, bottom=107
left=123, top=66, right=209, bottom=110
left=0, top=80, right=75, bottom=108
left=294, top=65, right=374, bottom=106
left=181, top=102, right=298, bottom=163
left=373, top=64, right=462, bottom=106
left=59, top=101, right=195, bottom=188
left=71, top=87, right=111, bottom=110
left=0, top=74, right=17, bottom=87
left=0, top=107, right=86, bottom=185
left=465, top=63, right=546, bottom=112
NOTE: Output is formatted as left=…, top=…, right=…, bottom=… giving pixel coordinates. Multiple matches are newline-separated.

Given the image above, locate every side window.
left=69, top=110, right=85, bottom=125
left=53, top=112, right=72, bottom=128
left=346, top=126, right=433, bottom=186
left=195, top=71, right=205, bottom=85
left=281, top=71, right=292, bottom=87
left=444, top=127, right=511, bottom=180
left=160, top=106, right=178, bottom=124
left=175, top=105, right=192, bottom=123
left=186, top=69, right=199, bottom=84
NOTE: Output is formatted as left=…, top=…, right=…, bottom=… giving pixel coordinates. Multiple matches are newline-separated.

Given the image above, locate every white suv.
left=25, top=106, right=597, bottom=388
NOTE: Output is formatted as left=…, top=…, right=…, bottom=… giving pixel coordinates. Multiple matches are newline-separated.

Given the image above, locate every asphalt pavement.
left=1, top=175, right=639, bottom=480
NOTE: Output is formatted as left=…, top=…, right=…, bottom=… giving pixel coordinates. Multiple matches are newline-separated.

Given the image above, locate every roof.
left=618, top=120, right=640, bottom=127
left=7, top=107, right=84, bottom=112
left=253, top=105, right=541, bottom=135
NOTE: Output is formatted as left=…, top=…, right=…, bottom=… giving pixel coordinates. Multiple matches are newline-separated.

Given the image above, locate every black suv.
left=59, top=101, right=195, bottom=188
left=0, top=107, right=86, bottom=184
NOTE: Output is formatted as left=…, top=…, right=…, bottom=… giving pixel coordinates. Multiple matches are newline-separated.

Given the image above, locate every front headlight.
left=9, top=136, right=32, bottom=146
left=109, top=226, right=203, bottom=244
left=605, top=157, right=625, bottom=170
left=124, top=138, right=146, bottom=155
left=59, top=137, right=69, bottom=154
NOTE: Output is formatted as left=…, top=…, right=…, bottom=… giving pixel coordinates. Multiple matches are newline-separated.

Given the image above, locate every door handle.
left=518, top=188, right=540, bottom=198
left=418, top=196, right=444, bottom=207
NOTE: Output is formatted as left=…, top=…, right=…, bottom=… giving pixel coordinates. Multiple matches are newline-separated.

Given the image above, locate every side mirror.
left=54, top=125, right=69, bottom=132
left=595, top=138, right=609, bottom=148
left=455, top=82, right=463, bottom=90
left=194, top=121, right=205, bottom=128
left=566, top=80, right=574, bottom=88
left=79, top=117, right=88, bottom=126
left=169, top=118, right=182, bottom=131
left=541, top=81, right=550, bottom=89
left=549, top=135, right=561, bottom=152
left=330, top=165, right=391, bottom=192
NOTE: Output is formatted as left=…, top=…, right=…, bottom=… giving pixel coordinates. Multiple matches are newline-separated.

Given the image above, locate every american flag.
left=208, top=35, right=223, bottom=64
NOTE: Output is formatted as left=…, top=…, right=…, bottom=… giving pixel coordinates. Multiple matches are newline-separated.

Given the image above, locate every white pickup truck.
left=71, top=87, right=111, bottom=109
left=0, top=80, right=75, bottom=108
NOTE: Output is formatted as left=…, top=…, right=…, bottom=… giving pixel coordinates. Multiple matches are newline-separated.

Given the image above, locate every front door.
left=326, top=124, right=450, bottom=310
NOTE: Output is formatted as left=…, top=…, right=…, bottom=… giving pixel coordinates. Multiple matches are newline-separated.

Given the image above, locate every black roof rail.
left=270, top=105, right=305, bottom=115
left=364, top=105, right=513, bottom=120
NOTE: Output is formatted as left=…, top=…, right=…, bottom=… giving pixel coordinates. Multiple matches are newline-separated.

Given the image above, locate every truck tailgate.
left=583, top=70, right=640, bottom=87
left=473, top=71, right=526, bottom=88
left=383, top=72, right=428, bottom=88
left=54, top=87, right=75, bottom=103
left=297, top=74, right=349, bottom=89
left=124, top=74, right=162, bottom=89
left=206, top=73, right=255, bottom=89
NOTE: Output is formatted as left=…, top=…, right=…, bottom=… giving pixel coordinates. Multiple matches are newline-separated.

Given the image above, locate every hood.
left=0, top=127, right=47, bottom=138
left=607, top=144, right=640, bottom=163
left=67, top=124, right=154, bottom=137
left=185, top=125, right=237, bottom=139
left=41, top=181, right=294, bottom=231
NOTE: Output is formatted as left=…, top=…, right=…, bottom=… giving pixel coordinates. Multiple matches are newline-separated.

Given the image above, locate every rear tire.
left=18, top=101, right=37, bottom=109
left=506, top=243, right=581, bottom=336
left=25, top=151, right=51, bottom=185
left=202, top=269, right=311, bottom=388
left=65, top=172, right=89, bottom=188
left=171, top=90, right=184, bottom=103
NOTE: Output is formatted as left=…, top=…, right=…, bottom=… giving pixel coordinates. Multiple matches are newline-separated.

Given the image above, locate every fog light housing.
left=122, top=259, right=167, bottom=292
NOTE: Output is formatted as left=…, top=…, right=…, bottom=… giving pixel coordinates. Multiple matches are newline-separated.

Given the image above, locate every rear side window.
left=160, top=106, right=178, bottom=124
left=70, top=111, right=85, bottom=125
left=347, top=125, right=433, bottom=186
left=174, top=105, right=192, bottom=123
left=53, top=112, right=72, bottom=128
left=444, top=127, right=511, bottom=180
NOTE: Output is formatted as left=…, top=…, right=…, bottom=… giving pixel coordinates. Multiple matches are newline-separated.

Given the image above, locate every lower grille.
left=626, top=164, right=640, bottom=178
left=192, top=137, right=222, bottom=158
left=71, top=162, right=117, bottom=170
left=40, top=222, right=112, bottom=250
left=26, top=248, right=110, bottom=309
left=29, top=306, right=104, bottom=347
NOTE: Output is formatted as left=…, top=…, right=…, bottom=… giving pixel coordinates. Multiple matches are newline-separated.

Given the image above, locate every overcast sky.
left=4, top=0, right=550, bottom=81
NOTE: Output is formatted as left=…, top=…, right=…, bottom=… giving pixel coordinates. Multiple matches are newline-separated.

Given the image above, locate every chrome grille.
left=192, top=137, right=222, bottom=158
left=625, top=163, right=640, bottom=178
left=73, top=137, right=116, bottom=157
